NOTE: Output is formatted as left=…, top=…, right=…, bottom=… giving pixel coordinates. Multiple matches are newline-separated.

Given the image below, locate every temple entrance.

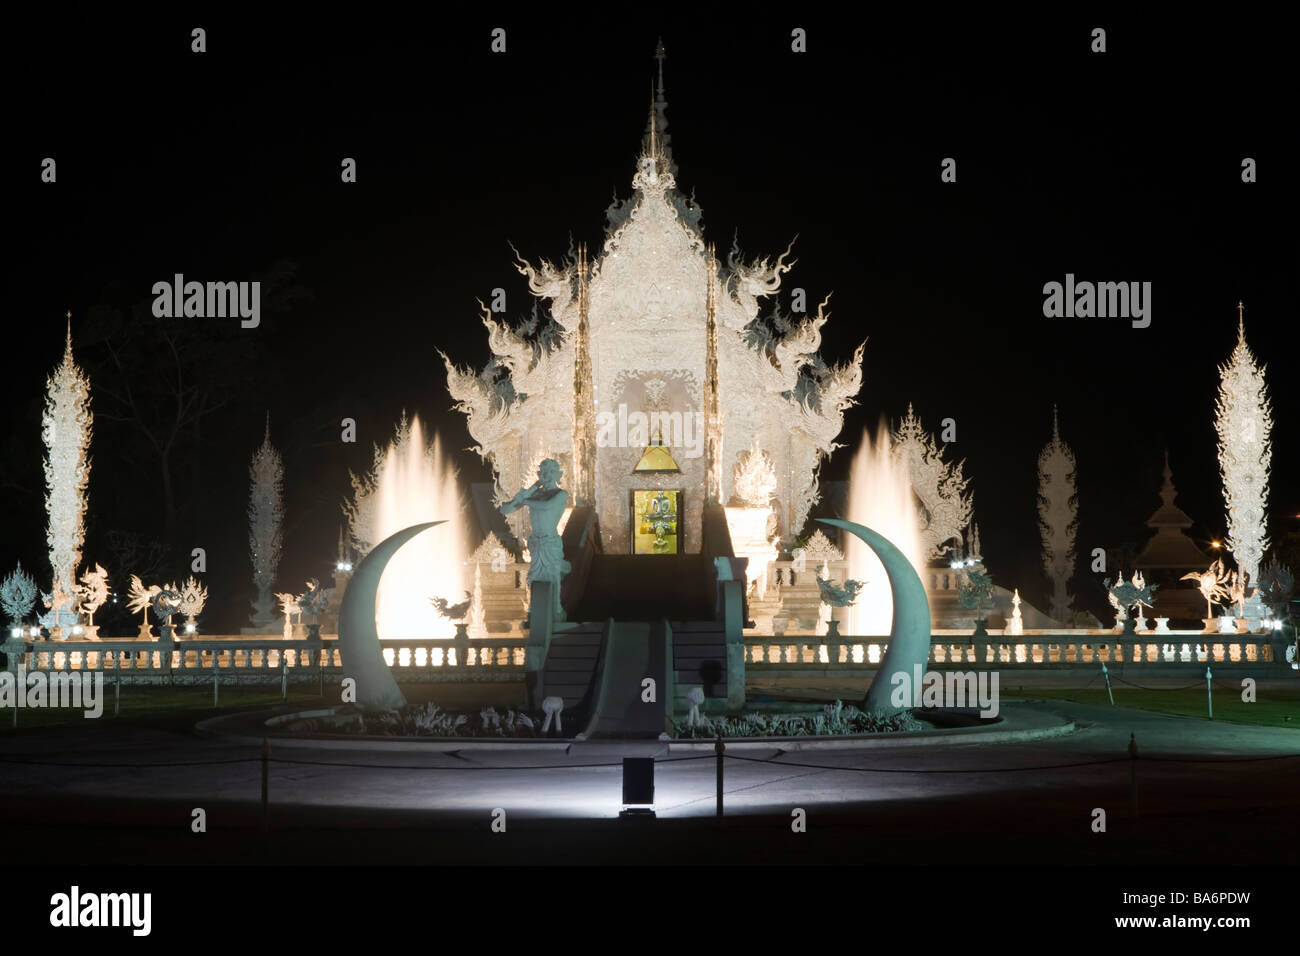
left=630, top=488, right=681, bottom=554
left=630, top=432, right=683, bottom=554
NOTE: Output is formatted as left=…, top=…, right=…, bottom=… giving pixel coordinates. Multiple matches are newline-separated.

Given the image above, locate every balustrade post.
left=454, top=623, right=470, bottom=669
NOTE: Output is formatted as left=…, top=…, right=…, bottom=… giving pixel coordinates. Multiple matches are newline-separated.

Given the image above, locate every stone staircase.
left=537, top=623, right=605, bottom=714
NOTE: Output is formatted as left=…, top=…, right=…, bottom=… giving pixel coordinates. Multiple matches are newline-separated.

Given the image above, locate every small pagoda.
left=1133, top=452, right=1211, bottom=624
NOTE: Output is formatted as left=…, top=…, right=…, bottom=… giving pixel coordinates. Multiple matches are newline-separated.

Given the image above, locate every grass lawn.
left=0, top=682, right=332, bottom=733
left=0, top=679, right=527, bottom=734
left=1001, top=684, right=1300, bottom=728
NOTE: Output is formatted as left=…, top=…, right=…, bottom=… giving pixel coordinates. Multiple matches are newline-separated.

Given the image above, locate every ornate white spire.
left=571, top=242, right=596, bottom=505
left=1037, top=404, right=1078, bottom=622
left=1215, top=303, right=1272, bottom=585
left=43, top=314, right=93, bottom=621
left=644, top=38, right=675, bottom=177
left=893, top=403, right=972, bottom=560
left=248, top=417, right=284, bottom=625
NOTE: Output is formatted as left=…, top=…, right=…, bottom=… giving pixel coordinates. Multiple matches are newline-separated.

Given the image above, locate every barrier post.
left=715, top=734, right=725, bottom=817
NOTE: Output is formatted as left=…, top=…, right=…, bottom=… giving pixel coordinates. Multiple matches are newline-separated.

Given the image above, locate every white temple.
left=444, top=49, right=863, bottom=560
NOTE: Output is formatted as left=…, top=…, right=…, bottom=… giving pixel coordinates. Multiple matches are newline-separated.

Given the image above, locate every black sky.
left=6, top=11, right=1297, bottom=628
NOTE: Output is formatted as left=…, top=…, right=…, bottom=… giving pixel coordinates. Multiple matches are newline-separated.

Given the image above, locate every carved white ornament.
left=469, top=562, right=487, bottom=639
left=1215, top=312, right=1272, bottom=585
left=174, top=575, right=208, bottom=626
left=43, top=325, right=93, bottom=619
left=799, top=529, right=844, bottom=576
left=1006, top=588, right=1024, bottom=636
left=249, top=423, right=284, bottom=624
left=1037, top=408, right=1078, bottom=623
left=732, top=438, right=778, bottom=507
left=126, top=574, right=161, bottom=624
left=892, top=404, right=972, bottom=561
left=1, top=563, right=40, bottom=625
left=76, top=563, right=110, bottom=626
left=470, top=531, right=510, bottom=566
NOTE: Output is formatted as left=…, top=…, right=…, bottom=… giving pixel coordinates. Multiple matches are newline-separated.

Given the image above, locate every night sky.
left=7, top=12, right=1296, bottom=630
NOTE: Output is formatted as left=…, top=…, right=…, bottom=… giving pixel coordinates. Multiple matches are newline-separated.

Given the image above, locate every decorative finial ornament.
left=647, top=84, right=658, bottom=156
left=641, top=39, right=675, bottom=178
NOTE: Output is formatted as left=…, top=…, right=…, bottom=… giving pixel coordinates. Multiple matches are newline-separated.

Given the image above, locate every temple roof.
left=1135, top=452, right=1209, bottom=569
left=643, top=37, right=675, bottom=177
left=605, top=39, right=701, bottom=242
left=1147, top=451, right=1193, bottom=528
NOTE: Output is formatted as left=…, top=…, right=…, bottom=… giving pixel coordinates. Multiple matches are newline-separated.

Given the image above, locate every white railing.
left=745, top=633, right=1280, bottom=668
left=11, top=634, right=529, bottom=676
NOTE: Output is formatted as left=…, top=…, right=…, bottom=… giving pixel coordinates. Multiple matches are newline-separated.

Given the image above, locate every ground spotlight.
left=619, top=757, right=656, bottom=820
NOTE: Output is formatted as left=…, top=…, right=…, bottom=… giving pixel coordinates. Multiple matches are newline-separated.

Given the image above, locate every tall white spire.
left=642, top=37, right=676, bottom=177
left=1037, top=404, right=1078, bottom=623
left=248, top=417, right=284, bottom=626
left=43, top=312, right=93, bottom=627
left=1215, top=302, right=1272, bottom=586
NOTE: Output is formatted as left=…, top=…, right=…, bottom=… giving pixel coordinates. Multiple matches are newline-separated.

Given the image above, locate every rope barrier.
left=0, top=755, right=258, bottom=768
left=266, top=753, right=717, bottom=771
left=0, top=752, right=716, bottom=771
left=1, top=747, right=1290, bottom=773
left=720, top=752, right=1132, bottom=773
left=1110, top=676, right=1213, bottom=692
left=722, top=750, right=1300, bottom=772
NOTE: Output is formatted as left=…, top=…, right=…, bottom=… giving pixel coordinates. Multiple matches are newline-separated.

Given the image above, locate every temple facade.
left=444, top=52, right=863, bottom=564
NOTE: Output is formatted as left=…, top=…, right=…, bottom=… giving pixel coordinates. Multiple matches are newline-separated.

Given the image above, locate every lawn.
left=0, top=679, right=525, bottom=733
left=0, top=681, right=331, bottom=732
left=1001, top=684, right=1300, bottom=728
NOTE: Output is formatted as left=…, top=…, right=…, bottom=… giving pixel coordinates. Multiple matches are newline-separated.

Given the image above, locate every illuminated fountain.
left=348, top=415, right=469, bottom=640
left=844, top=420, right=925, bottom=636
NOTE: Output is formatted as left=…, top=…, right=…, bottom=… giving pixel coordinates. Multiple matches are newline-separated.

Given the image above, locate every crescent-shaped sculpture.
left=818, top=518, right=932, bottom=713
left=337, top=521, right=444, bottom=712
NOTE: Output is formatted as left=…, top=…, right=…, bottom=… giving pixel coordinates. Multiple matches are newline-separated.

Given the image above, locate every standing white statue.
left=500, top=458, right=571, bottom=622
